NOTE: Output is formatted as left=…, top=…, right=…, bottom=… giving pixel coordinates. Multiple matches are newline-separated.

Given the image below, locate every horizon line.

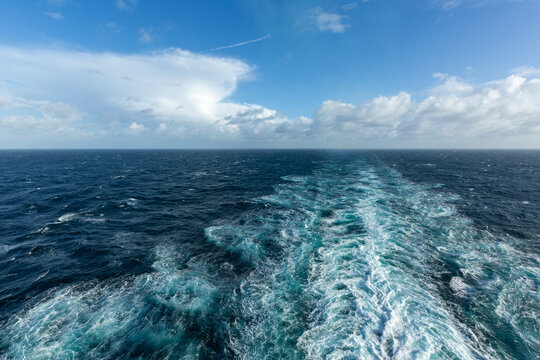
left=0, top=148, right=539, bottom=151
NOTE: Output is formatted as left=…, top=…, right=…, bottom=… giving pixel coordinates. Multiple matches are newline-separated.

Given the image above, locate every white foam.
left=223, top=161, right=526, bottom=359
left=450, top=276, right=470, bottom=297
left=57, top=213, right=78, bottom=222
left=0, top=246, right=220, bottom=359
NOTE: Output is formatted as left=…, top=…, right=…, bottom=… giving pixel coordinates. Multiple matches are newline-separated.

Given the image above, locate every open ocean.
left=0, top=150, right=538, bottom=360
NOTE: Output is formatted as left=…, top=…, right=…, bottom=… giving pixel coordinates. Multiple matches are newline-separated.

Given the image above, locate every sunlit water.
left=0, top=150, right=538, bottom=359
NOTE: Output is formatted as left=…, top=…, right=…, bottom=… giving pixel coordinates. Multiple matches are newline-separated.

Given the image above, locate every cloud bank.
left=312, top=72, right=540, bottom=147
left=0, top=44, right=539, bottom=148
left=0, top=45, right=307, bottom=147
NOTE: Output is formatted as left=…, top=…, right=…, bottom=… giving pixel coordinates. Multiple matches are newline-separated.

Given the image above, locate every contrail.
left=208, top=34, right=271, bottom=52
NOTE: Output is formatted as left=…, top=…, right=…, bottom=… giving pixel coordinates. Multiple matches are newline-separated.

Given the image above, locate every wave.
left=1, top=158, right=538, bottom=359
left=210, top=159, right=538, bottom=359
left=0, top=247, right=228, bottom=359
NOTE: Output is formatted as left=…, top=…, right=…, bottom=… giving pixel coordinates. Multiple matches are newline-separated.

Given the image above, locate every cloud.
left=341, top=3, right=359, bottom=11
left=102, top=22, right=121, bottom=35
left=307, top=6, right=345, bottom=33
left=115, top=0, right=137, bottom=11
left=156, top=123, right=168, bottom=132
left=0, top=97, right=83, bottom=136
left=209, top=34, right=271, bottom=52
left=0, top=43, right=538, bottom=148
left=312, top=92, right=412, bottom=138
left=138, top=28, right=153, bottom=43
left=512, top=66, right=540, bottom=77
left=303, top=7, right=347, bottom=33
left=0, top=45, right=274, bottom=146
left=434, top=0, right=528, bottom=11
left=310, top=71, right=540, bottom=147
left=221, top=105, right=312, bottom=141
left=438, top=0, right=462, bottom=10
left=44, top=12, right=63, bottom=20
left=125, top=122, right=146, bottom=135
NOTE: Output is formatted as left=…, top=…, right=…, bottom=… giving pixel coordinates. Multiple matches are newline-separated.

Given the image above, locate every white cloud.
left=0, top=97, right=83, bottom=136
left=221, top=105, right=312, bottom=141
left=0, top=45, right=251, bottom=125
left=0, top=45, right=281, bottom=146
left=512, top=66, right=540, bottom=77
left=311, top=72, right=540, bottom=147
left=0, top=43, right=538, bottom=148
left=209, top=34, right=271, bottom=52
left=115, top=0, right=137, bottom=11
left=304, top=7, right=347, bottom=33
left=313, top=92, right=412, bottom=139
left=125, top=121, right=146, bottom=135
left=44, top=12, right=63, bottom=20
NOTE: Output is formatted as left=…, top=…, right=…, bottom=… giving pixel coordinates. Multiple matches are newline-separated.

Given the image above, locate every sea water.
left=0, top=150, right=538, bottom=359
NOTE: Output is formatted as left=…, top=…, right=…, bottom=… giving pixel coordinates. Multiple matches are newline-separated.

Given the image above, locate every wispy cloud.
left=116, top=0, right=137, bottom=11
left=300, top=3, right=361, bottom=34
left=44, top=12, right=63, bottom=20
left=102, top=21, right=121, bottom=35
left=138, top=28, right=153, bottom=43
left=341, top=2, right=359, bottom=11
left=208, top=34, right=271, bottom=52
left=512, top=66, right=540, bottom=77
left=307, top=7, right=346, bottom=33
left=435, top=0, right=528, bottom=11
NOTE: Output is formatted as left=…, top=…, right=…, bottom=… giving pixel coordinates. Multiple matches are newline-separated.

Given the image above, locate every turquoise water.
left=0, top=151, right=538, bottom=359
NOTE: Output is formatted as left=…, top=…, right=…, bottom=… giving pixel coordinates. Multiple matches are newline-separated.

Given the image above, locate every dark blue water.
left=0, top=150, right=538, bottom=359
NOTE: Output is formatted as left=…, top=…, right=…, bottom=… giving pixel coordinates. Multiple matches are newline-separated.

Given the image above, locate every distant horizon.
left=1, top=148, right=539, bottom=151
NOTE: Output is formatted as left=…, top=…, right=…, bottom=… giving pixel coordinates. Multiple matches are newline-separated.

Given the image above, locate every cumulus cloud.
left=313, top=92, right=412, bottom=138
left=222, top=105, right=312, bottom=141
left=125, top=122, right=146, bottom=135
left=0, top=45, right=291, bottom=146
left=0, top=45, right=250, bottom=125
left=311, top=72, right=540, bottom=146
left=0, top=43, right=538, bottom=148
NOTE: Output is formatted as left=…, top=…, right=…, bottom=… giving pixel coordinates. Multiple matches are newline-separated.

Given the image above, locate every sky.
left=0, top=0, right=539, bottom=148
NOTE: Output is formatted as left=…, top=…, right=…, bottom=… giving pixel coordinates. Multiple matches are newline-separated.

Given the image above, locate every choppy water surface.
left=0, top=150, right=538, bottom=359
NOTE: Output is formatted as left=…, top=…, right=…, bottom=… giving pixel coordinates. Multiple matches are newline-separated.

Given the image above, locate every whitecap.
left=450, top=276, right=470, bottom=298
left=57, top=213, right=78, bottom=222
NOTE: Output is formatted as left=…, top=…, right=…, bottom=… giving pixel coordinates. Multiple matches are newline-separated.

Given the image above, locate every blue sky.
left=1, top=0, right=539, bottom=148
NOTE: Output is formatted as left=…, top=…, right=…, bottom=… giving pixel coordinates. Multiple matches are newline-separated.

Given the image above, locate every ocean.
left=0, top=150, right=538, bottom=359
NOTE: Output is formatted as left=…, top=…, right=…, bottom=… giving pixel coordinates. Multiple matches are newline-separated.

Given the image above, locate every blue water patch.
left=0, top=150, right=538, bottom=359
